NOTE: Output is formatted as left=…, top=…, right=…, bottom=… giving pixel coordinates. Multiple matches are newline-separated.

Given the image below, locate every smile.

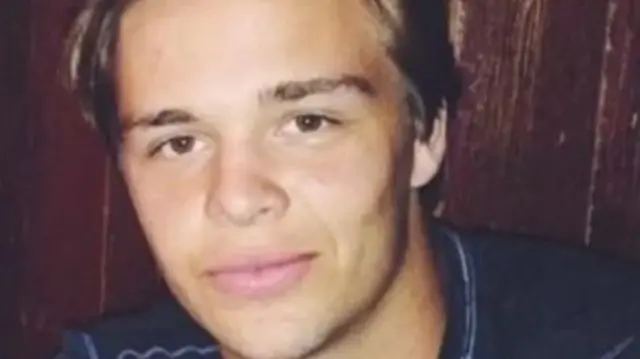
left=205, top=252, right=318, bottom=299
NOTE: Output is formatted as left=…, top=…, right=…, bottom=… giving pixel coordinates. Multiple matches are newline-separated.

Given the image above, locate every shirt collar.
left=430, top=223, right=478, bottom=359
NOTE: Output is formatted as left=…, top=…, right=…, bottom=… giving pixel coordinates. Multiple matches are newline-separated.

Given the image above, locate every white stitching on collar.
left=442, top=227, right=478, bottom=359
left=116, top=345, right=219, bottom=359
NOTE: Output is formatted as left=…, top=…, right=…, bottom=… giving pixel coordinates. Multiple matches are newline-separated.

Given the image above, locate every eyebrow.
left=124, top=75, right=377, bottom=132
left=123, top=109, right=196, bottom=133
left=262, top=75, right=377, bottom=102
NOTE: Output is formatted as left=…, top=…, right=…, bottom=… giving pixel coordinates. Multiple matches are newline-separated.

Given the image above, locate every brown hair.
left=65, top=0, right=458, bottom=149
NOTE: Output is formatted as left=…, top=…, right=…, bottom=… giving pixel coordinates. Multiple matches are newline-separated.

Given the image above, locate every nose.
left=206, top=145, right=289, bottom=226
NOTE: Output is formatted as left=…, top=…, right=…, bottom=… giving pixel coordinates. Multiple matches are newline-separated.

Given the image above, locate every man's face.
left=116, top=0, right=418, bottom=358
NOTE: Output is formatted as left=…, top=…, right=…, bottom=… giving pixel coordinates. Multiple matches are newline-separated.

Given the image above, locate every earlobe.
left=410, top=112, right=447, bottom=188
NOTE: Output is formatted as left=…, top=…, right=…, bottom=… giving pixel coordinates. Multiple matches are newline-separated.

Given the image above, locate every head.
left=67, top=0, right=455, bottom=358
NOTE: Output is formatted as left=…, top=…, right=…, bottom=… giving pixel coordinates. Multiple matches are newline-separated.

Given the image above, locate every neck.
left=317, top=196, right=446, bottom=359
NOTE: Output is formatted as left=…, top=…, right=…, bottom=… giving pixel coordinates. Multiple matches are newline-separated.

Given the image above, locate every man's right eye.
left=149, top=135, right=205, bottom=159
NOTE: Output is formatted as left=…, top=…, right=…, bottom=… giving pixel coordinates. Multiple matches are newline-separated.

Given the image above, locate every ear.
left=410, top=110, right=447, bottom=188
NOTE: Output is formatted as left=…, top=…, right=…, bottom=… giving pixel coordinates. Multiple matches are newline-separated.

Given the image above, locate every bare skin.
left=115, top=0, right=447, bottom=358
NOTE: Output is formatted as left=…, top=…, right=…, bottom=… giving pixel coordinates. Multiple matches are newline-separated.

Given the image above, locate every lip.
left=205, top=252, right=317, bottom=300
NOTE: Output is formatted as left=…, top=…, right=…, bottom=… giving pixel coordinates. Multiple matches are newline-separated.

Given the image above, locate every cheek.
left=122, top=163, right=207, bottom=266
left=286, top=135, right=397, bottom=266
left=311, top=128, right=395, bottom=222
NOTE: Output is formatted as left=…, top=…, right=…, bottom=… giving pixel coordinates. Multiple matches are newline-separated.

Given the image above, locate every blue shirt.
left=57, top=222, right=640, bottom=358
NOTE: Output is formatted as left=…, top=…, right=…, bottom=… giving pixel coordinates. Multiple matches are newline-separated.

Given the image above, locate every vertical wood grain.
left=587, top=0, right=640, bottom=257
left=20, top=0, right=109, bottom=357
left=443, top=0, right=608, bottom=241
left=14, top=1, right=162, bottom=357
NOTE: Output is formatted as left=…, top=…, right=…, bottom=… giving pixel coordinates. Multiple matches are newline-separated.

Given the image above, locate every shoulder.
left=435, top=221, right=640, bottom=358
left=59, top=298, right=220, bottom=359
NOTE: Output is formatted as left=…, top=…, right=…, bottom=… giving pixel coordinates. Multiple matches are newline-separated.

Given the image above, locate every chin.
left=216, top=317, right=331, bottom=359
left=229, top=343, right=312, bottom=359
left=222, top=333, right=323, bottom=359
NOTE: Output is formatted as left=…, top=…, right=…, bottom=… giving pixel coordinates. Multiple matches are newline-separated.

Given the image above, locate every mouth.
left=205, top=252, right=318, bottom=300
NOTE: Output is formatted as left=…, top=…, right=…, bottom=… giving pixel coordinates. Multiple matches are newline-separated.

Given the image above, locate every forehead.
left=116, top=0, right=397, bottom=114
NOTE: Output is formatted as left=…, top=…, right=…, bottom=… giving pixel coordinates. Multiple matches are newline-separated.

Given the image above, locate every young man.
left=58, top=0, right=640, bottom=358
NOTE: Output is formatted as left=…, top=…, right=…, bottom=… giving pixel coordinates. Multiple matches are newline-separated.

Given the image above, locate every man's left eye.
left=281, top=114, right=341, bottom=135
left=148, top=135, right=207, bottom=159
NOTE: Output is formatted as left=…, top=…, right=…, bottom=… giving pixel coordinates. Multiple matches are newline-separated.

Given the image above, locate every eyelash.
left=147, top=135, right=202, bottom=158
left=280, top=113, right=343, bottom=134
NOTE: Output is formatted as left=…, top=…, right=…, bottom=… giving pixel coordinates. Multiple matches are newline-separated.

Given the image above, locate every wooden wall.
left=1, top=0, right=638, bottom=358
left=444, top=0, right=639, bottom=249
left=2, top=2, right=159, bottom=357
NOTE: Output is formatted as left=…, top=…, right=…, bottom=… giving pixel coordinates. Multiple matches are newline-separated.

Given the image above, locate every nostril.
left=257, top=207, right=271, bottom=216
